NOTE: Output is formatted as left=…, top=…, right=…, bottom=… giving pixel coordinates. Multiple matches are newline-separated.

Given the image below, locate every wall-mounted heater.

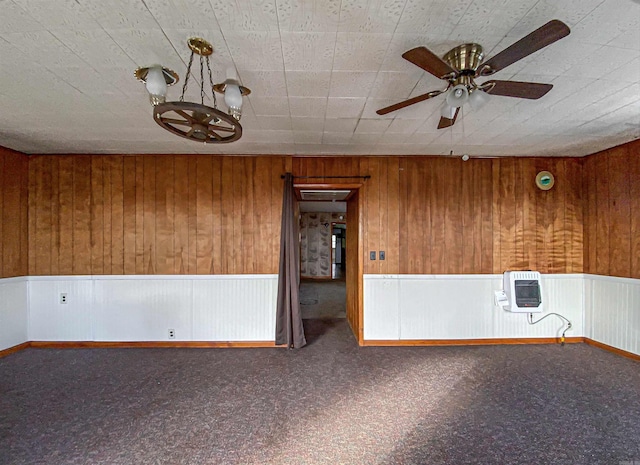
left=495, top=271, right=542, bottom=313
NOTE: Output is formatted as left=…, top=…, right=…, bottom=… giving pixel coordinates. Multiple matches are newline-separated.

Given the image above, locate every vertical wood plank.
left=123, top=156, right=137, bottom=274
left=630, top=148, right=640, bottom=279
left=196, top=156, right=213, bottom=274
left=154, top=156, right=174, bottom=274
left=564, top=158, right=583, bottom=273
left=173, top=156, right=190, bottom=274
left=73, top=156, right=92, bottom=275
left=608, top=148, right=631, bottom=277
left=444, top=159, right=463, bottom=274
left=232, top=158, right=244, bottom=274
left=143, top=156, right=156, bottom=274
left=90, top=156, right=104, bottom=275
left=109, top=156, right=125, bottom=275
left=241, top=158, right=255, bottom=274
left=254, top=157, right=272, bottom=275
left=134, top=156, right=146, bottom=274
left=187, top=156, right=198, bottom=274
left=386, top=157, right=400, bottom=274
left=57, top=157, right=74, bottom=275
left=594, top=152, right=610, bottom=275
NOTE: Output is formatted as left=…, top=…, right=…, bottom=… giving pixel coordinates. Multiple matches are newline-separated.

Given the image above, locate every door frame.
left=294, top=183, right=364, bottom=344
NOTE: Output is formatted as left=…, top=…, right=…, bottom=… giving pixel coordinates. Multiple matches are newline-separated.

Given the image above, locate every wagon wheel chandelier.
left=135, top=37, right=251, bottom=144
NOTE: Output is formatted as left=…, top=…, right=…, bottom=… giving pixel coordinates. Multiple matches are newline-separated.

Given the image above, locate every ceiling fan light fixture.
left=446, top=84, right=469, bottom=107
left=468, top=88, right=490, bottom=110
left=441, top=102, right=457, bottom=119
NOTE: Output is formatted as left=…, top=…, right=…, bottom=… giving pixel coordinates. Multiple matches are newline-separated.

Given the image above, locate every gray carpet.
left=1, top=319, right=640, bottom=465
left=300, top=280, right=346, bottom=319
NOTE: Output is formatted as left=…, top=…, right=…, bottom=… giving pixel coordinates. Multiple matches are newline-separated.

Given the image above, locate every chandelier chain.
left=206, top=57, right=218, bottom=108
left=199, top=55, right=206, bottom=105
left=180, top=51, right=195, bottom=102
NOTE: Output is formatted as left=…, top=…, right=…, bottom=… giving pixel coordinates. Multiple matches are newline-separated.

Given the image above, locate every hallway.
left=300, top=279, right=346, bottom=320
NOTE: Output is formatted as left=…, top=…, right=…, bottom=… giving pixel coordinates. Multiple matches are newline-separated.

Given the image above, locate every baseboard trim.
left=584, top=338, right=640, bottom=362
left=0, top=342, right=30, bottom=358
left=29, top=341, right=283, bottom=349
left=362, top=337, right=585, bottom=347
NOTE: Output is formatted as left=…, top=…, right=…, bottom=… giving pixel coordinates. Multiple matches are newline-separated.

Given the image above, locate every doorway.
left=295, top=185, right=363, bottom=343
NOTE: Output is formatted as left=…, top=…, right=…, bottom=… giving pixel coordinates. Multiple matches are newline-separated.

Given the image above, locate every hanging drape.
left=275, top=173, right=306, bottom=348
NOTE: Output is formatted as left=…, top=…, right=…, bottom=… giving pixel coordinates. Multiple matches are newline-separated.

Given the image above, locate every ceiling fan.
left=376, top=20, right=570, bottom=129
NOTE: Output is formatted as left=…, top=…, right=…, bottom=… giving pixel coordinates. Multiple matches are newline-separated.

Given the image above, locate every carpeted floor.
left=300, top=279, right=346, bottom=319
left=1, top=319, right=640, bottom=465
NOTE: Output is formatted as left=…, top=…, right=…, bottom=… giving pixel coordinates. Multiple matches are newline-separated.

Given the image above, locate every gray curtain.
left=275, top=173, right=306, bottom=348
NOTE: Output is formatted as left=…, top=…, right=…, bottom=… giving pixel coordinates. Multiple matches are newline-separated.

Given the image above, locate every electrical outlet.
left=60, top=293, right=68, bottom=304
left=370, top=251, right=376, bottom=260
left=379, top=251, right=385, bottom=260
left=168, top=329, right=175, bottom=339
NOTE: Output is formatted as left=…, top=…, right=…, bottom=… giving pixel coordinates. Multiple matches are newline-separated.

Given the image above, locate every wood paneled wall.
left=27, top=153, right=588, bottom=276
left=0, top=147, right=29, bottom=278
left=583, top=139, right=640, bottom=279
left=294, top=156, right=584, bottom=275
left=28, top=155, right=289, bottom=275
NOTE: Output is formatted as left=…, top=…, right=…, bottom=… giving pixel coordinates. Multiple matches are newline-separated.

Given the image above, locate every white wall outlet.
left=60, top=293, right=68, bottom=304
left=168, top=329, right=175, bottom=339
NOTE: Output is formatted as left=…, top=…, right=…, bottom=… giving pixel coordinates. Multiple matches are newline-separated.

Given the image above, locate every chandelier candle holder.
left=136, top=37, right=250, bottom=144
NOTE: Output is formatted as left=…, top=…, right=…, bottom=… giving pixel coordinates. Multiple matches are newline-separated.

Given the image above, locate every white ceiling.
left=0, top=0, right=638, bottom=157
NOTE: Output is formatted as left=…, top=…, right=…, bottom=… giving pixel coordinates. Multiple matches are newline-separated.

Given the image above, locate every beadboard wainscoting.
left=585, top=274, right=640, bottom=357
left=27, top=275, right=278, bottom=343
left=0, top=277, right=29, bottom=351
left=364, top=274, right=585, bottom=342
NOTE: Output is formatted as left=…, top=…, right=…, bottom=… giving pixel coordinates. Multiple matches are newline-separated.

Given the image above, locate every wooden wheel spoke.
left=174, top=109, right=195, bottom=123
left=207, top=129, right=223, bottom=141
left=162, top=117, right=192, bottom=127
left=209, top=123, right=235, bottom=133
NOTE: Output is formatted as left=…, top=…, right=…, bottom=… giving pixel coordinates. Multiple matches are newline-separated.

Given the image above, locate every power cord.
left=528, top=312, right=572, bottom=345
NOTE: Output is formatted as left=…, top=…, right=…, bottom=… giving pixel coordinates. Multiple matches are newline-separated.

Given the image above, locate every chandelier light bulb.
left=224, top=82, right=243, bottom=120
left=145, top=65, right=168, bottom=106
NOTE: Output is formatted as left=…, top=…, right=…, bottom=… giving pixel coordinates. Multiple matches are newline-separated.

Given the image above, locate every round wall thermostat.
left=535, top=171, right=555, bottom=190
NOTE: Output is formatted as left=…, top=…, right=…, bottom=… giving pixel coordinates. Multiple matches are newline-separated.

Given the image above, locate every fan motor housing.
left=443, top=43, right=484, bottom=75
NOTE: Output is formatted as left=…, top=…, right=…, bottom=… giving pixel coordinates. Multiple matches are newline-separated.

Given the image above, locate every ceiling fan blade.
left=437, top=107, right=460, bottom=129
left=376, top=90, right=444, bottom=115
left=483, top=80, right=553, bottom=99
left=402, top=47, right=457, bottom=80
left=478, top=20, right=570, bottom=76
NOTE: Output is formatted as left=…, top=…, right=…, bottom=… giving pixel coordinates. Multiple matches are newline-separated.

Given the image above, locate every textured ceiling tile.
left=161, top=28, right=233, bottom=73
left=15, top=0, right=101, bottom=30
left=225, top=31, right=285, bottom=71
left=2, top=31, right=87, bottom=68
left=276, top=0, right=340, bottom=32
left=285, top=71, right=331, bottom=97
left=105, top=28, right=184, bottom=73
left=396, top=0, right=467, bottom=35
left=248, top=96, right=290, bottom=116
left=329, top=71, right=377, bottom=98
left=51, top=29, right=137, bottom=70
left=209, top=0, right=279, bottom=32
left=0, top=1, right=44, bottom=33
left=325, top=98, right=366, bottom=118
left=144, top=0, right=221, bottom=30
left=338, top=0, right=406, bottom=33
left=293, top=131, right=323, bottom=144
left=83, top=0, right=159, bottom=29
left=256, top=116, right=293, bottom=130
left=354, top=118, right=391, bottom=134
left=385, top=117, right=427, bottom=134
left=235, top=70, right=286, bottom=96
left=368, top=72, right=420, bottom=99
left=322, top=132, right=353, bottom=144
left=323, top=118, right=359, bottom=132
left=289, top=97, right=328, bottom=117
left=281, top=32, right=336, bottom=71
left=333, top=33, right=392, bottom=71
left=291, top=117, right=324, bottom=132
